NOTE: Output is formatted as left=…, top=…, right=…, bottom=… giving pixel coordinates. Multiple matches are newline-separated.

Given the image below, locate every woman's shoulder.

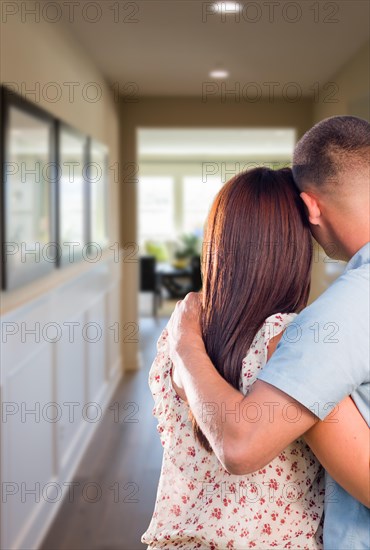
left=250, top=312, right=297, bottom=350
left=240, top=312, right=297, bottom=391
left=262, top=311, right=297, bottom=340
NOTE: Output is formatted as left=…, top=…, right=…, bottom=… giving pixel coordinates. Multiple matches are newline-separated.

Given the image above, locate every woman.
left=142, top=168, right=324, bottom=549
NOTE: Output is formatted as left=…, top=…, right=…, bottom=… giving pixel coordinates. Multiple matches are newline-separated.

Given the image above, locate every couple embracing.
left=142, top=116, right=370, bottom=549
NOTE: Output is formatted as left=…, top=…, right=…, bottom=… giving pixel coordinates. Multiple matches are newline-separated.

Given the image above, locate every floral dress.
left=142, top=313, right=325, bottom=549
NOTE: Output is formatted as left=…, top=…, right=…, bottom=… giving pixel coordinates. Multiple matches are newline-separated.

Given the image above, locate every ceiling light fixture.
left=212, top=2, right=242, bottom=14
left=209, top=69, right=229, bottom=79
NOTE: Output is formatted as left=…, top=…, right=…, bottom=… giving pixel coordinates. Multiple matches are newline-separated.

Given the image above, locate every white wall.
left=1, top=260, right=121, bottom=550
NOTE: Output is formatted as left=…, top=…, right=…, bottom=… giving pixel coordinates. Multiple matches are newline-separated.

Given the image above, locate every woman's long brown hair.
left=192, top=167, right=313, bottom=452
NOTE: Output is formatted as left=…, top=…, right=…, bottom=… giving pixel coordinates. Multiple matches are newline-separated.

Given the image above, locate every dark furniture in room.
left=139, top=256, right=162, bottom=317
left=140, top=255, right=202, bottom=316
left=190, top=255, right=202, bottom=293
left=156, top=255, right=202, bottom=299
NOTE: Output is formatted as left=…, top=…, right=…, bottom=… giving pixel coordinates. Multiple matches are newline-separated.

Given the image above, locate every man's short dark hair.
left=292, top=116, right=370, bottom=192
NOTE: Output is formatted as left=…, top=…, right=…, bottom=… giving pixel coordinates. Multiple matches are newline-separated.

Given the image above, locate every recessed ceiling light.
left=209, top=69, right=229, bottom=79
left=212, top=2, right=242, bottom=13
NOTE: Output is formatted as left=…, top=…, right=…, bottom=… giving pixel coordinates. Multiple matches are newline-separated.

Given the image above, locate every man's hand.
left=167, top=292, right=204, bottom=364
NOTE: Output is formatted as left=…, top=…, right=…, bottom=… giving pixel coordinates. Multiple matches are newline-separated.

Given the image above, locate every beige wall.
left=1, top=17, right=119, bottom=145
left=314, top=40, right=370, bottom=122
left=1, top=16, right=121, bottom=317
left=309, top=40, right=370, bottom=301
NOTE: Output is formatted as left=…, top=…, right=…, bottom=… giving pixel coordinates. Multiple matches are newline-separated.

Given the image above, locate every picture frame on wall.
left=57, top=123, right=89, bottom=266
left=0, top=87, right=57, bottom=290
left=0, top=87, right=110, bottom=289
left=88, top=138, right=109, bottom=252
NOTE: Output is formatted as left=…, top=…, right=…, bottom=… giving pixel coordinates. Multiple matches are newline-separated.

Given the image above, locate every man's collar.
left=344, top=242, right=370, bottom=272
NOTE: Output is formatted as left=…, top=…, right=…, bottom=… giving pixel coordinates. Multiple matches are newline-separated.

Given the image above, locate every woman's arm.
left=304, top=397, right=370, bottom=508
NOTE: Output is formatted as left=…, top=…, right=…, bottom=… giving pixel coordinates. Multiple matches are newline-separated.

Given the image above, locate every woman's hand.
left=167, top=292, right=204, bottom=365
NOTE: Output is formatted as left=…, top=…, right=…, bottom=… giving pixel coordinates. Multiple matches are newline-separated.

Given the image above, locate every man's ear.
left=300, top=192, right=322, bottom=225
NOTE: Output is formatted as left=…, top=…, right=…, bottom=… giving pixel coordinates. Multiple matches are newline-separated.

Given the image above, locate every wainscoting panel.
left=0, top=259, right=123, bottom=550
left=56, top=312, right=86, bottom=474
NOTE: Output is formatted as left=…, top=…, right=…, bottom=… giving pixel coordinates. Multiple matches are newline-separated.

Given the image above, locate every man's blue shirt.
left=259, top=242, right=370, bottom=549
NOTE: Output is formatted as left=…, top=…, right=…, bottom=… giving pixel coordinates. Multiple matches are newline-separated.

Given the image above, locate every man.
left=167, top=116, right=370, bottom=548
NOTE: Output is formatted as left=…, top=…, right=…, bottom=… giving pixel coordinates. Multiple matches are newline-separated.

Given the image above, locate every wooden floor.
left=41, top=318, right=167, bottom=550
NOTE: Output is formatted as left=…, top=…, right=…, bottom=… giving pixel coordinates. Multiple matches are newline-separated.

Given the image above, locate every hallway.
left=1, top=3, right=369, bottom=549
left=41, top=319, right=166, bottom=550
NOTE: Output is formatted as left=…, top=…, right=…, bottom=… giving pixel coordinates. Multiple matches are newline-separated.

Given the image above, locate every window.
left=137, top=173, right=223, bottom=245
left=138, top=176, right=175, bottom=242
left=183, top=176, right=222, bottom=235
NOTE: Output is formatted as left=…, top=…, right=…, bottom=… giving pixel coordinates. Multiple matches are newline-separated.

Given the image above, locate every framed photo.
left=1, top=87, right=57, bottom=290
left=57, top=123, right=88, bottom=265
left=88, top=139, right=109, bottom=250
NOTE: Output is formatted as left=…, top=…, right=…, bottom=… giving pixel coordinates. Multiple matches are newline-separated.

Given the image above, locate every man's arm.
left=168, top=293, right=317, bottom=474
left=304, top=396, right=370, bottom=508
left=266, top=330, right=370, bottom=506
left=170, top=295, right=370, bottom=504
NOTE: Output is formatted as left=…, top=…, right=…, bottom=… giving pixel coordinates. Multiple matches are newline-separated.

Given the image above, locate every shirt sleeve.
left=258, top=264, right=370, bottom=420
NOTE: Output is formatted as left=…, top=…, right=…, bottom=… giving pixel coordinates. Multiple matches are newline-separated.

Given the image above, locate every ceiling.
left=58, top=0, right=369, bottom=97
